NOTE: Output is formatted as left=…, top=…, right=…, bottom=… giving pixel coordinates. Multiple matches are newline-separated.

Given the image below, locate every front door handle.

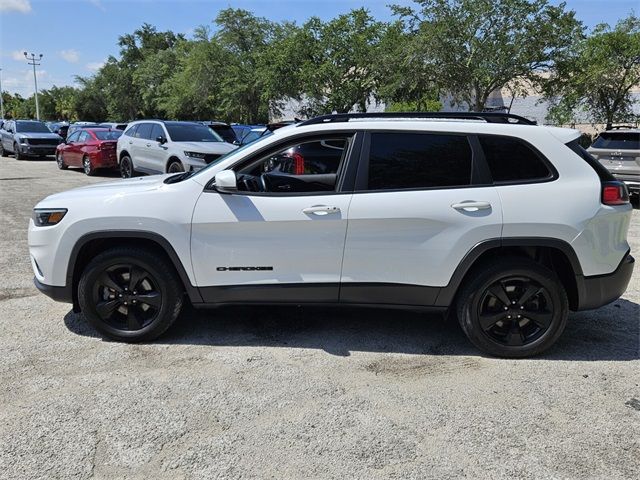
left=451, top=201, right=492, bottom=212
left=302, top=205, right=340, bottom=216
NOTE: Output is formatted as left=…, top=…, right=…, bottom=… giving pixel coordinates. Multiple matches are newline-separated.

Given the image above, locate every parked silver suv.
left=588, top=127, right=640, bottom=197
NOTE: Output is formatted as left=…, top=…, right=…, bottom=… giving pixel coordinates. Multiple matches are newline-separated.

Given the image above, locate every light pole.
left=24, top=52, right=43, bottom=120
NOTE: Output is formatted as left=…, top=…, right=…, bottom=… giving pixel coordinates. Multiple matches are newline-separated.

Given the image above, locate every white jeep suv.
left=116, top=120, right=237, bottom=177
left=29, top=113, right=635, bottom=357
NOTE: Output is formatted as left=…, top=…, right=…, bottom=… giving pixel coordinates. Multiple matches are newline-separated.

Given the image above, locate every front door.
left=340, top=131, right=503, bottom=305
left=190, top=133, right=359, bottom=303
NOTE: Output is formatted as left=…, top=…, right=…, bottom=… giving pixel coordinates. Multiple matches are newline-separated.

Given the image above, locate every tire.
left=167, top=159, right=184, bottom=173
left=0, top=142, right=5, bottom=157
left=456, top=257, right=568, bottom=358
left=83, top=155, right=96, bottom=176
left=78, top=247, right=184, bottom=342
left=120, top=155, right=134, bottom=178
left=14, top=143, right=25, bottom=160
left=56, top=152, right=68, bottom=170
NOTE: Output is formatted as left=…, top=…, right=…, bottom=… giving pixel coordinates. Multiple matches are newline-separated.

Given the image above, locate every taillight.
left=292, top=152, right=305, bottom=175
left=602, top=181, right=629, bottom=206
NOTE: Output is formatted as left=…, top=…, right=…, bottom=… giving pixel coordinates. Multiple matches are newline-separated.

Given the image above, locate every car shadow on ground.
left=64, top=297, right=639, bottom=361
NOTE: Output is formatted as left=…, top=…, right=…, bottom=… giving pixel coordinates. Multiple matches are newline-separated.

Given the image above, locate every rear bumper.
left=612, top=175, right=640, bottom=193
left=577, top=253, right=635, bottom=310
left=34, top=277, right=73, bottom=304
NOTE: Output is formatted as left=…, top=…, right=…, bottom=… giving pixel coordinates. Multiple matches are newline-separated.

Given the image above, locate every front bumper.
left=18, top=144, right=58, bottom=156
left=33, top=277, right=73, bottom=304
left=577, top=253, right=635, bottom=310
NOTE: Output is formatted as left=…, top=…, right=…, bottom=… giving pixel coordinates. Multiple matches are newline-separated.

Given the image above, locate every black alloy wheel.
left=456, top=258, right=568, bottom=358
left=120, top=156, right=133, bottom=178
left=477, top=276, right=553, bottom=347
left=91, top=263, right=162, bottom=331
left=0, top=142, right=4, bottom=157
left=78, top=247, right=184, bottom=342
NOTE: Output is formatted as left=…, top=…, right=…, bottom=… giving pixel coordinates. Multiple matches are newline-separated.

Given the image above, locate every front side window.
left=150, top=124, right=165, bottom=141
left=366, top=132, right=473, bottom=190
left=479, top=135, right=552, bottom=183
left=235, top=136, right=352, bottom=193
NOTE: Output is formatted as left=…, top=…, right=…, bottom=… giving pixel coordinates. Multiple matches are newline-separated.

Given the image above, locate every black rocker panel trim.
left=199, top=283, right=339, bottom=304
left=67, top=231, right=203, bottom=305
left=340, top=283, right=440, bottom=306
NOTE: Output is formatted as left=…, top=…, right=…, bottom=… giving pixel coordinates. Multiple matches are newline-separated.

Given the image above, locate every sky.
left=0, top=0, right=637, bottom=97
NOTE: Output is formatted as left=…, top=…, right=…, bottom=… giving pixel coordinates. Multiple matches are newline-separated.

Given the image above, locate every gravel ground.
left=0, top=154, right=638, bottom=479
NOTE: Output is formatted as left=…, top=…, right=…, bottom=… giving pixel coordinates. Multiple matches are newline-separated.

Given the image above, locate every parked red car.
left=55, top=128, right=122, bottom=176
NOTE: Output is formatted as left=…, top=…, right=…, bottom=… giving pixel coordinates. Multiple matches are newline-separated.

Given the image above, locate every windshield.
left=94, top=130, right=122, bottom=140
left=166, top=123, right=223, bottom=142
left=592, top=132, right=640, bottom=150
left=16, top=121, right=51, bottom=133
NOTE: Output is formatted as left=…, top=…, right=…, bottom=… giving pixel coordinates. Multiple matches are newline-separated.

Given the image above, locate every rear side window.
left=366, top=133, right=472, bottom=190
left=124, top=124, right=138, bottom=137
left=592, top=132, right=640, bottom=150
left=479, top=136, right=552, bottom=183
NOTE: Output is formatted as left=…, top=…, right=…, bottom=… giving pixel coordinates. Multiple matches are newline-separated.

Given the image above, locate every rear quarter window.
left=479, top=135, right=553, bottom=183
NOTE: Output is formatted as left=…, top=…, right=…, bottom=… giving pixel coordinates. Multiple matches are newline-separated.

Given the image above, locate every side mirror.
left=214, top=170, right=237, bottom=193
left=156, top=136, right=166, bottom=144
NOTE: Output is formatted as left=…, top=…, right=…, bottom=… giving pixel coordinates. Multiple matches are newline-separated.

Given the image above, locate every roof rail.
left=297, top=111, right=536, bottom=126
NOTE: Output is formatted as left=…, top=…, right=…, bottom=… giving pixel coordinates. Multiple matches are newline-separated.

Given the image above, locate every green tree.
left=544, top=15, right=640, bottom=128
left=392, top=0, right=583, bottom=111
left=283, top=9, right=386, bottom=115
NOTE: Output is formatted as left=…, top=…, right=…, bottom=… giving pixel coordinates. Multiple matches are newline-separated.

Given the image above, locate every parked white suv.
left=116, top=120, right=237, bottom=177
left=29, top=113, right=634, bottom=357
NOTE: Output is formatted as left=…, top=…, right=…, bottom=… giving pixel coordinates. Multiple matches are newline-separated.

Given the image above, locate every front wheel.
left=456, top=258, right=568, bottom=358
left=167, top=160, right=184, bottom=173
left=14, top=143, right=25, bottom=160
left=78, top=247, right=184, bottom=342
left=0, top=142, right=5, bottom=157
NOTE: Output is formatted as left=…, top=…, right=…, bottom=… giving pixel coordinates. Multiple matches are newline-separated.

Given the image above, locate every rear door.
left=340, top=131, right=503, bottom=305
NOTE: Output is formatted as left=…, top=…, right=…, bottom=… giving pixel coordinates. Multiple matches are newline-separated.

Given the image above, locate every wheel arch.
left=166, top=156, right=184, bottom=173
left=68, top=231, right=202, bottom=311
left=118, top=150, right=130, bottom=163
left=437, top=238, right=584, bottom=311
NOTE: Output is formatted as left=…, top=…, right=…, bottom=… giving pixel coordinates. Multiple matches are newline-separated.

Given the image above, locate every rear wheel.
left=83, top=155, right=96, bottom=176
left=120, top=155, right=134, bottom=178
left=456, top=258, right=568, bottom=358
left=167, top=159, right=184, bottom=173
left=0, top=142, right=5, bottom=157
left=78, top=247, right=183, bottom=342
left=56, top=152, right=68, bottom=170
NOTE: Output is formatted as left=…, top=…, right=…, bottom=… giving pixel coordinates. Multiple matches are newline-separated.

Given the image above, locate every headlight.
left=184, top=151, right=206, bottom=159
left=32, top=208, right=67, bottom=226
left=18, top=137, right=28, bottom=144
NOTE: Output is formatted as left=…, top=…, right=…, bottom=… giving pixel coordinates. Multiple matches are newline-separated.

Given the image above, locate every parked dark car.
left=47, top=122, right=70, bottom=140
left=56, top=128, right=122, bottom=176
left=0, top=119, right=63, bottom=159
left=200, top=121, right=239, bottom=144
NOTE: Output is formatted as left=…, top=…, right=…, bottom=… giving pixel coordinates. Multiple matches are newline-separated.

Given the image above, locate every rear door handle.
left=146, top=143, right=151, bottom=147
left=302, top=205, right=340, bottom=216
left=451, top=201, right=492, bottom=212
